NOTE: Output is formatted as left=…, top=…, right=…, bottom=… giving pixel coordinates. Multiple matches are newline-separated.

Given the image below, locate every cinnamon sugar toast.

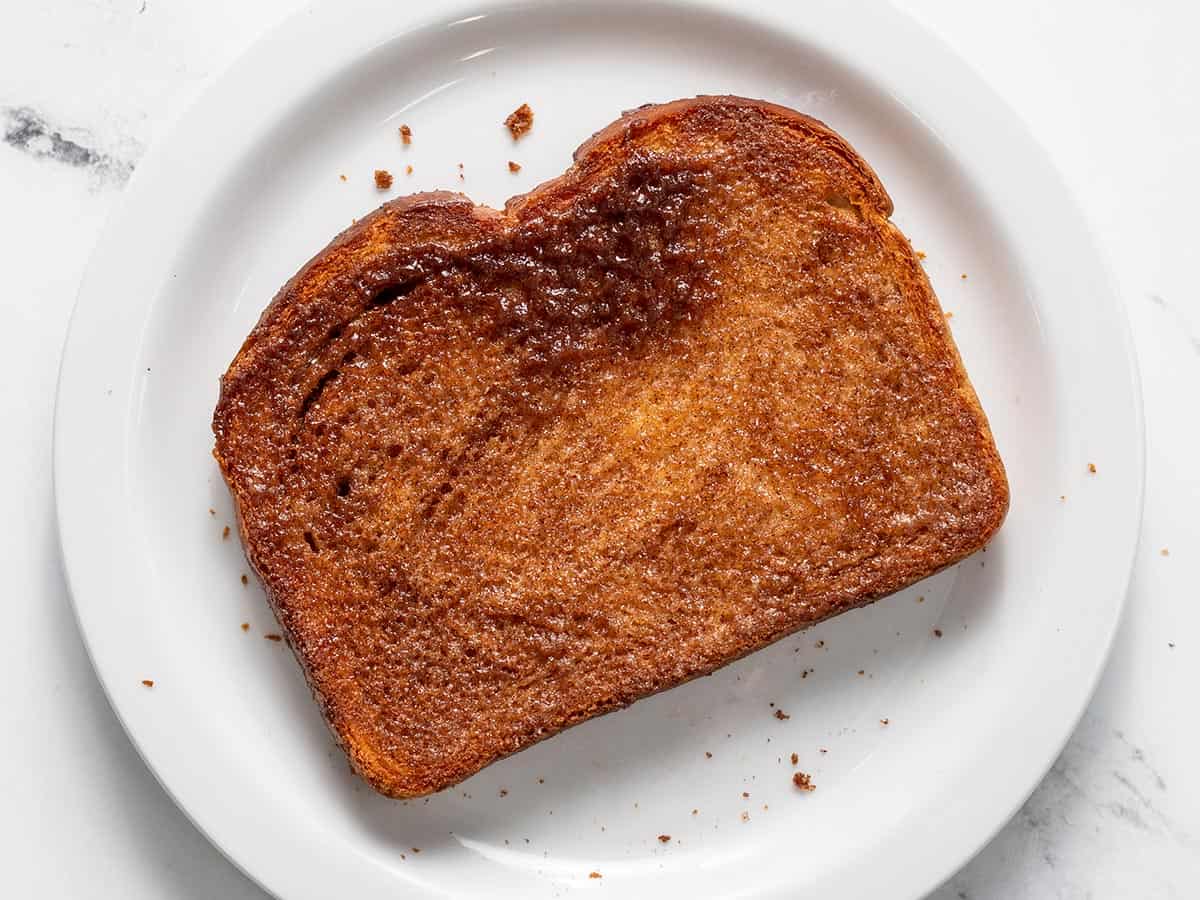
left=213, top=96, right=1008, bottom=798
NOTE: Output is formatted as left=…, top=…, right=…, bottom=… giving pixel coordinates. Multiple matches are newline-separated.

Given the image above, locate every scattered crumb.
left=933, top=628, right=943, bottom=638
left=691, top=808, right=698, bottom=815
left=857, top=670, right=865, bottom=676
left=792, top=771, right=815, bottom=791
left=742, top=791, right=750, bottom=798
left=399, top=124, right=412, bottom=145
left=1161, top=548, right=1170, bottom=556
left=405, top=164, right=413, bottom=175
left=819, top=748, right=828, bottom=754
left=505, top=103, right=534, bottom=139
left=944, top=311, right=954, bottom=320
left=240, top=622, right=250, bottom=632
left=740, top=811, right=750, bottom=822
left=1168, top=642, right=1175, bottom=648
left=774, top=709, right=790, bottom=720
left=762, top=804, right=769, bottom=811
left=499, top=789, right=508, bottom=797
left=457, top=162, right=464, bottom=169
left=1060, top=495, right=1067, bottom=502
left=657, top=834, right=670, bottom=843
left=1088, top=462, right=1097, bottom=474
left=538, top=777, right=545, bottom=784
left=790, top=752, right=799, bottom=765
left=705, top=751, right=712, bottom=759
left=222, top=526, right=230, bottom=540
left=241, top=574, right=248, bottom=585
left=411, top=847, right=421, bottom=854
left=264, top=633, right=283, bottom=642
left=141, top=679, right=154, bottom=687
left=208, top=508, right=215, bottom=516
left=508, top=160, right=521, bottom=173
left=374, top=169, right=393, bottom=190
left=400, top=853, right=406, bottom=860
left=588, top=872, right=602, bottom=879
left=880, top=718, right=889, bottom=726
left=917, top=595, right=925, bottom=603
left=916, top=250, right=927, bottom=260
left=961, top=273, right=968, bottom=279
left=338, top=174, right=346, bottom=182
left=815, top=640, right=825, bottom=648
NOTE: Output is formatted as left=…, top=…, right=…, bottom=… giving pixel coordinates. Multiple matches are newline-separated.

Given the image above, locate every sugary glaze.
left=214, top=97, right=1008, bottom=797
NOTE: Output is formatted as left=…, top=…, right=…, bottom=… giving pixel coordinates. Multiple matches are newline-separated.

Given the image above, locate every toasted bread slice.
left=213, top=96, right=1008, bottom=798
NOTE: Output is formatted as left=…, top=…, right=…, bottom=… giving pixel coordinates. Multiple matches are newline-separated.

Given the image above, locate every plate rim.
left=53, top=1, right=1146, bottom=898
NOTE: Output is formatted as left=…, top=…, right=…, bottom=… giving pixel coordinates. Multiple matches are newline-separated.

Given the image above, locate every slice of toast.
left=213, top=96, right=1008, bottom=798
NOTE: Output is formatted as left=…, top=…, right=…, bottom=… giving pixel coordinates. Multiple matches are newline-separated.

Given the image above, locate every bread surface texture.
left=213, top=96, right=1008, bottom=798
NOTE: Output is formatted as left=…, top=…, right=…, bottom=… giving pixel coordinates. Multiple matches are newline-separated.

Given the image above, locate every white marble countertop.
left=1, top=2, right=1196, bottom=897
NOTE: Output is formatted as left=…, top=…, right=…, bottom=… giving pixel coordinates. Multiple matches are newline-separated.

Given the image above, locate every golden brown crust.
left=213, top=96, right=1008, bottom=798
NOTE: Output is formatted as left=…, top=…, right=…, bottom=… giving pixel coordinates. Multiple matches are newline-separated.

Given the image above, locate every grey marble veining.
left=2, top=104, right=135, bottom=183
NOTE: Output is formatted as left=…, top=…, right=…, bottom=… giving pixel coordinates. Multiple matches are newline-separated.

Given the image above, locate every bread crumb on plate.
left=505, top=103, right=534, bottom=139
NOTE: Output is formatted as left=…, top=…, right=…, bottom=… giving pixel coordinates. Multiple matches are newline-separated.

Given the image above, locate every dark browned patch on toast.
left=213, top=96, right=1008, bottom=798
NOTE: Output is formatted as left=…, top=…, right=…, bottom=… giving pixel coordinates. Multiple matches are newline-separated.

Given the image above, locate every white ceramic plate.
left=55, top=1, right=1143, bottom=897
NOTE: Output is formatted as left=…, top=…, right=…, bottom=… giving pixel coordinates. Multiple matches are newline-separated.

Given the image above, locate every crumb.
left=589, top=871, right=601, bottom=879
left=400, top=853, right=406, bottom=860
left=1088, top=462, right=1097, bottom=474
left=222, top=526, right=230, bottom=540
left=208, top=508, right=215, bottom=516
left=933, top=629, right=943, bottom=638
left=1168, top=642, right=1175, bottom=648
left=1161, top=548, right=1169, bottom=556
left=880, top=718, right=889, bottom=726
left=141, top=679, right=154, bottom=687
left=819, top=748, right=827, bottom=754
left=505, top=103, right=534, bottom=139
left=240, top=622, right=249, bottom=631
left=264, top=633, right=283, bottom=642
left=411, top=847, right=421, bottom=853
left=762, top=804, right=769, bottom=811
left=945, top=311, right=954, bottom=320
left=857, top=670, right=865, bottom=676
left=538, top=777, right=544, bottom=784
left=790, top=752, right=798, bottom=765
left=691, top=808, right=698, bottom=815
left=792, top=771, right=815, bottom=791
left=241, top=574, right=248, bottom=585
left=740, top=811, right=750, bottom=822
left=961, top=273, right=967, bottom=279
left=916, top=250, right=927, bottom=260
left=499, top=789, right=508, bottom=797
left=457, top=162, right=464, bottom=169
left=917, top=595, right=925, bottom=603
left=374, top=169, right=393, bottom=190
left=774, top=709, right=790, bottom=720
left=399, top=124, right=412, bottom=145
left=705, top=751, right=712, bottom=759
left=405, top=164, right=413, bottom=175
left=338, top=174, right=346, bottom=182
left=1060, top=495, right=1067, bottom=502
left=657, top=834, right=670, bottom=843
left=742, top=791, right=750, bottom=798
left=508, top=160, right=521, bottom=173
